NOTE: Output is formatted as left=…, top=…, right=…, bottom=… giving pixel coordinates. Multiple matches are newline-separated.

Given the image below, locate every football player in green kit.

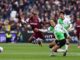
left=48, top=11, right=71, bottom=56
left=48, top=20, right=70, bottom=56
left=58, top=11, right=72, bottom=51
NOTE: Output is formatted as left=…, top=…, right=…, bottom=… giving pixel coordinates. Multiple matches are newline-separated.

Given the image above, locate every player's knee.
left=49, top=44, right=54, bottom=48
left=66, top=43, right=69, bottom=45
left=52, top=49, right=57, bottom=52
left=54, top=50, right=57, bottom=52
left=38, top=40, right=41, bottom=44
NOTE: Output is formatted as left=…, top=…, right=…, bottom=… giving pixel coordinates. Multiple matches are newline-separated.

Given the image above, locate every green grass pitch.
left=0, top=43, right=80, bottom=60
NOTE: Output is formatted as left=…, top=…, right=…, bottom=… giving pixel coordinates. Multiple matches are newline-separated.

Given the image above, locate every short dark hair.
left=59, top=11, right=64, bottom=15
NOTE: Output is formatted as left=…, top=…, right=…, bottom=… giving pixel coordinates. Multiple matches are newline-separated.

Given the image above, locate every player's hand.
left=74, top=30, right=77, bottom=35
left=67, top=36, right=71, bottom=40
left=34, top=28, right=39, bottom=32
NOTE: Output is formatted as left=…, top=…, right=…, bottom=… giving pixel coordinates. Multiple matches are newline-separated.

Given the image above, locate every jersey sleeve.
left=38, top=18, right=42, bottom=22
left=26, top=18, right=29, bottom=23
left=48, top=26, right=54, bottom=32
left=58, top=19, right=63, bottom=24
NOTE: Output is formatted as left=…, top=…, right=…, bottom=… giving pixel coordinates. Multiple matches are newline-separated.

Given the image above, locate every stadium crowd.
left=0, top=0, right=80, bottom=42
left=0, top=0, right=80, bottom=31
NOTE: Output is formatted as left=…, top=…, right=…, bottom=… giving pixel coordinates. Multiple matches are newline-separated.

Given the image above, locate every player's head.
left=52, top=21, right=56, bottom=27
left=59, top=11, right=64, bottom=20
left=50, top=20, right=56, bottom=27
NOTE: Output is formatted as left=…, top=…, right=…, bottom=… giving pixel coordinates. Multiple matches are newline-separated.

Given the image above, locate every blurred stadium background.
left=0, top=0, right=80, bottom=60
left=0, top=0, right=79, bottom=43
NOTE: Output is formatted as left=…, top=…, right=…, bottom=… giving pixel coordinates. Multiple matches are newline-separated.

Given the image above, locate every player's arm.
left=67, top=20, right=73, bottom=31
left=68, top=24, right=73, bottom=31
left=34, top=18, right=48, bottom=32
left=62, top=26, right=70, bottom=38
left=38, top=29, right=48, bottom=32
left=62, top=26, right=71, bottom=45
left=34, top=28, right=48, bottom=32
left=38, top=20, right=56, bottom=33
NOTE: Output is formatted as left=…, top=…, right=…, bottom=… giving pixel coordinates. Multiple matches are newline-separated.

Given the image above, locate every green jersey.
left=48, top=18, right=70, bottom=40
left=58, top=18, right=71, bottom=30
left=58, top=18, right=63, bottom=25
left=49, top=26, right=54, bottom=32
left=49, top=24, right=66, bottom=40
left=54, top=24, right=65, bottom=40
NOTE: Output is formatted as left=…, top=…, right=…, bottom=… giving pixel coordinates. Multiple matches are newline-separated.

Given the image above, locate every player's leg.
left=50, top=40, right=67, bottom=56
left=49, top=41, right=59, bottom=56
left=28, top=35, right=34, bottom=42
left=76, top=29, right=80, bottom=48
left=64, top=33, right=70, bottom=51
left=36, top=38, right=43, bottom=46
left=58, top=39, right=68, bottom=56
left=49, top=40, right=56, bottom=56
left=65, top=39, right=70, bottom=50
left=38, top=40, right=42, bottom=46
left=78, top=35, right=80, bottom=48
left=37, top=32, right=45, bottom=46
left=49, top=40, right=56, bottom=48
left=78, top=32, right=80, bottom=48
left=51, top=44, right=66, bottom=56
left=50, top=44, right=59, bottom=56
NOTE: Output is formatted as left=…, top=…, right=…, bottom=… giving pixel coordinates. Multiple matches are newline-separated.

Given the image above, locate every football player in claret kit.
left=27, top=12, right=45, bottom=46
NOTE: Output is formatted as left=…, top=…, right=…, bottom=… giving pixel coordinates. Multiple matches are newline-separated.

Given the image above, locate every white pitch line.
left=1, top=52, right=80, bottom=56
left=67, top=52, right=80, bottom=56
